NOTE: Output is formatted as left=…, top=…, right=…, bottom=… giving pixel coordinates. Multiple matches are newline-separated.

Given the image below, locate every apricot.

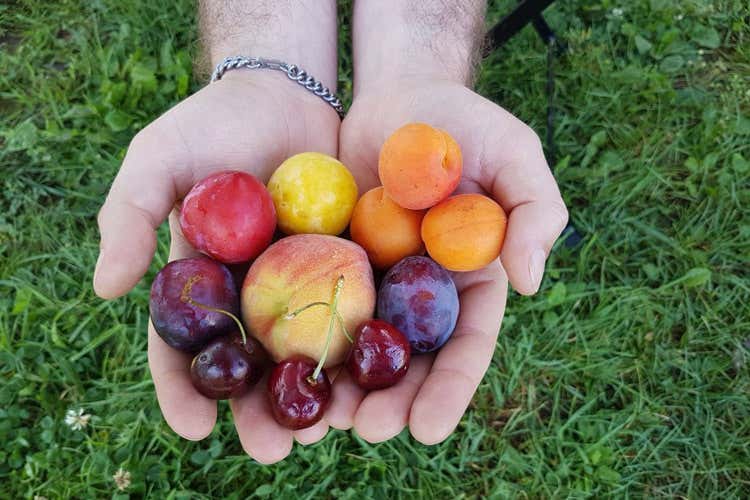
left=350, top=187, right=426, bottom=269
left=378, top=123, right=462, bottom=210
left=421, top=194, right=507, bottom=272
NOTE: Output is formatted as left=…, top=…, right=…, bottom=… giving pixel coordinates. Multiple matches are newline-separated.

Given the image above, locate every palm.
left=341, top=80, right=498, bottom=193
left=330, top=79, right=566, bottom=443
left=98, top=74, right=565, bottom=461
left=96, top=73, right=340, bottom=463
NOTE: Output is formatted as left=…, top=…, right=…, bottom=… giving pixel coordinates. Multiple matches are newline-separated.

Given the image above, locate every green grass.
left=1, top=0, right=749, bottom=497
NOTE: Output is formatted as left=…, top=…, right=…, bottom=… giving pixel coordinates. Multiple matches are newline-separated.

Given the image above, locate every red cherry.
left=268, top=356, right=331, bottom=430
left=179, top=171, right=276, bottom=263
left=228, top=331, right=269, bottom=386
left=346, top=319, right=411, bottom=390
left=190, top=335, right=256, bottom=400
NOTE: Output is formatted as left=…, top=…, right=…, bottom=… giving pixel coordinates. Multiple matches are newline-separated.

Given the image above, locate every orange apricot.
left=378, top=123, right=462, bottom=210
left=350, top=186, right=426, bottom=269
left=421, top=193, right=507, bottom=272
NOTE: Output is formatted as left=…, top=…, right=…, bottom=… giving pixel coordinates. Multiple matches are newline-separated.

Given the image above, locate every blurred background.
left=1, top=0, right=748, bottom=497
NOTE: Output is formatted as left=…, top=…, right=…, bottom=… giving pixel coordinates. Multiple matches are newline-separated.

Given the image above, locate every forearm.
left=199, top=0, right=338, bottom=90
left=352, top=0, right=486, bottom=94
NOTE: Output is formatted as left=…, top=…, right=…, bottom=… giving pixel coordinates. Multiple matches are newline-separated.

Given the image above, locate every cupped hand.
left=331, top=78, right=568, bottom=444
left=94, top=71, right=340, bottom=463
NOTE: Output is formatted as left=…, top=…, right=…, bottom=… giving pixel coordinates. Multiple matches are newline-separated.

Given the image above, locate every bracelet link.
left=211, top=56, right=345, bottom=118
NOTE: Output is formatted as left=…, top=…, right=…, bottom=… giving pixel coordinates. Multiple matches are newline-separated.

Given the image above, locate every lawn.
left=1, top=0, right=749, bottom=497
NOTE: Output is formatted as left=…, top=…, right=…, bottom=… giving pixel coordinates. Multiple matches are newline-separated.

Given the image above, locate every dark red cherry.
left=346, top=319, right=411, bottom=390
left=190, top=336, right=254, bottom=400
left=228, top=331, right=268, bottom=385
left=268, top=356, right=331, bottom=430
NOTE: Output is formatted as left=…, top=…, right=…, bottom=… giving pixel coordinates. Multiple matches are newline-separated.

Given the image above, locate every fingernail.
left=528, top=249, right=547, bottom=293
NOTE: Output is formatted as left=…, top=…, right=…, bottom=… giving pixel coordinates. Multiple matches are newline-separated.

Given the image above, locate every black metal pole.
left=484, top=1, right=583, bottom=248
left=483, top=0, right=556, bottom=54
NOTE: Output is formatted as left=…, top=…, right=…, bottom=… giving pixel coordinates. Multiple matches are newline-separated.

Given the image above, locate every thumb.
left=483, top=118, right=568, bottom=295
left=94, top=128, right=181, bottom=299
left=499, top=199, right=568, bottom=295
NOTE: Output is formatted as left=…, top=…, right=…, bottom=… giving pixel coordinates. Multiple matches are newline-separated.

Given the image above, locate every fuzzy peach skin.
left=241, top=234, right=376, bottom=367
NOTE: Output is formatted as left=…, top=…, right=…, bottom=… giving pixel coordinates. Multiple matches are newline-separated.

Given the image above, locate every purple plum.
left=149, top=257, right=239, bottom=352
left=377, top=256, right=459, bottom=353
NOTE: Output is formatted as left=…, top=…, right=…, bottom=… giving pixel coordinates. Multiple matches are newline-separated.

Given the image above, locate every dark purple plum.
left=150, top=257, right=239, bottom=352
left=377, top=256, right=459, bottom=353
left=190, top=335, right=255, bottom=399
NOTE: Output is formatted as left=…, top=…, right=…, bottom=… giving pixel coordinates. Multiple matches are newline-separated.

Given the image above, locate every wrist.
left=352, top=1, right=485, bottom=95
left=212, top=58, right=344, bottom=117
left=200, top=0, right=338, bottom=91
left=215, top=69, right=340, bottom=120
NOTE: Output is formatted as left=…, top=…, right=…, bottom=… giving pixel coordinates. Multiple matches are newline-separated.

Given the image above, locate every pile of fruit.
left=149, top=123, right=508, bottom=430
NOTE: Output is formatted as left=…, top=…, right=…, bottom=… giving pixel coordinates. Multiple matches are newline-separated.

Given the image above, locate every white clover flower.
left=34, top=496, right=48, bottom=500
left=64, top=408, right=91, bottom=431
left=113, top=468, right=132, bottom=491
left=676, top=14, right=684, bottom=21
left=611, top=8, right=624, bottom=17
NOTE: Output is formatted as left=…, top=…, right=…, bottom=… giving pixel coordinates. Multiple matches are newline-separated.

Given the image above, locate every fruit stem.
left=283, top=301, right=330, bottom=320
left=334, top=311, right=353, bottom=343
left=309, top=275, right=345, bottom=383
left=181, top=275, right=248, bottom=345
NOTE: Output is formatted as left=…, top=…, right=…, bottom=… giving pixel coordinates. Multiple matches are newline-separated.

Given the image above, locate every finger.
left=230, top=380, right=294, bottom=465
left=167, top=208, right=200, bottom=259
left=147, top=221, right=214, bottom=439
left=500, top=200, right=568, bottom=295
left=147, top=322, right=217, bottom=440
left=294, top=419, right=329, bottom=445
left=326, top=368, right=367, bottom=430
left=409, top=261, right=508, bottom=445
left=94, top=126, right=184, bottom=299
left=353, top=355, right=433, bottom=443
left=481, top=113, right=568, bottom=295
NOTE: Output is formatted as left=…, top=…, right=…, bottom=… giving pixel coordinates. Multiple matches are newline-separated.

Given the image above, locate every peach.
left=241, top=234, right=375, bottom=367
left=378, top=123, right=463, bottom=210
left=349, top=187, right=426, bottom=269
left=421, top=193, right=507, bottom=272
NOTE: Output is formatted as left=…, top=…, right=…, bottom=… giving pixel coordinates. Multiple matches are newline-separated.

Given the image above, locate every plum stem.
left=181, top=275, right=248, bottom=345
left=283, top=301, right=330, bottom=320
left=309, top=275, right=345, bottom=383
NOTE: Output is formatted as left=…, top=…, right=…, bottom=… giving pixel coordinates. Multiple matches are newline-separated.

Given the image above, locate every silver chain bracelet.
left=211, top=56, right=345, bottom=118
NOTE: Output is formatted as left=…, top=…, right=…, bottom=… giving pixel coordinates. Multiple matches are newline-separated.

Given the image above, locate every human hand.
left=94, top=71, right=340, bottom=463
left=330, top=77, right=568, bottom=444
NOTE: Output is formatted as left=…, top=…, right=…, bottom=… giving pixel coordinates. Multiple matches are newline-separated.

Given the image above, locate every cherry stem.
left=309, top=275, right=345, bottom=383
left=283, top=301, right=330, bottom=320
left=334, top=311, right=353, bottom=343
left=181, top=275, right=247, bottom=345
left=285, top=303, right=352, bottom=342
